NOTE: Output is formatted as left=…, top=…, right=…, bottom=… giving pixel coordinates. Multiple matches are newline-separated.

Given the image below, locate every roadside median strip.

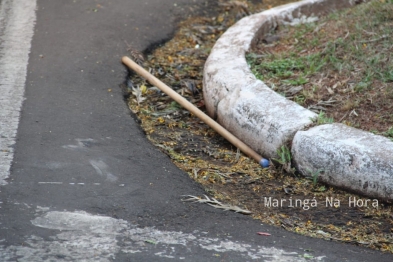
left=203, top=0, right=393, bottom=200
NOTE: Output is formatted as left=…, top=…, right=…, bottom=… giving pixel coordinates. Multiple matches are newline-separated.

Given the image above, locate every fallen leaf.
left=140, top=84, right=147, bottom=94
left=257, top=232, right=271, bottom=236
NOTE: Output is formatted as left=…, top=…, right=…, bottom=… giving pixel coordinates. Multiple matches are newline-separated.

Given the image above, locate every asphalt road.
left=0, top=0, right=392, bottom=261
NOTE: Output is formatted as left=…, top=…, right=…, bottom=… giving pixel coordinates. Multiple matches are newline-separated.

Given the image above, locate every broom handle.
left=122, top=56, right=269, bottom=167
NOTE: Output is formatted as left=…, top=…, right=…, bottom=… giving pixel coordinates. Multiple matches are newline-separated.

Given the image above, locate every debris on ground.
left=182, top=195, right=253, bottom=214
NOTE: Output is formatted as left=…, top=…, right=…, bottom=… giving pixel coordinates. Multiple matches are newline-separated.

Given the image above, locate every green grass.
left=247, top=0, right=393, bottom=132
left=247, top=0, right=393, bottom=92
left=313, top=111, right=334, bottom=125
left=274, top=145, right=294, bottom=173
left=306, top=169, right=324, bottom=187
left=384, top=127, right=393, bottom=141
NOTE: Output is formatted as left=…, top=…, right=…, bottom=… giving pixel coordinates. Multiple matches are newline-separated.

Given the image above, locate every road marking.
left=37, top=182, right=63, bottom=185
left=0, top=210, right=326, bottom=261
left=62, top=138, right=96, bottom=150
left=7, top=182, right=124, bottom=186
left=0, top=0, right=37, bottom=185
left=89, top=159, right=118, bottom=182
left=63, top=139, right=120, bottom=182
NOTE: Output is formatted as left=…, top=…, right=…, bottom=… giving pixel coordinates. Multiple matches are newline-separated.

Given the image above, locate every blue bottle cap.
left=259, top=158, right=269, bottom=168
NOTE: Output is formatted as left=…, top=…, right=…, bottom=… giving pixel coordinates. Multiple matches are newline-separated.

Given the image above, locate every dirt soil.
left=122, top=0, right=393, bottom=253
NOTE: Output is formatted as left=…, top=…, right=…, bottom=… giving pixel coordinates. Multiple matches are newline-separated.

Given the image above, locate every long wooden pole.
left=122, top=56, right=269, bottom=167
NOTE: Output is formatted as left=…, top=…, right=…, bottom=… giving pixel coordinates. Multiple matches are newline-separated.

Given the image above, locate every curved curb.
left=203, top=0, right=393, bottom=200
left=292, top=124, right=393, bottom=201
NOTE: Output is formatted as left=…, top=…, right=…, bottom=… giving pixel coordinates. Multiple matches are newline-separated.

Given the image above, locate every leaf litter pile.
left=121, top=0, right=393, bottom=253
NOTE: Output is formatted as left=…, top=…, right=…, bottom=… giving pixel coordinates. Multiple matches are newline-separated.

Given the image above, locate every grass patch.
left=248, top=0, right=393, bottom=135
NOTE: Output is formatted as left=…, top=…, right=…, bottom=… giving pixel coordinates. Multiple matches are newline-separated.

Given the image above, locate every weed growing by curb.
left=313, top=111, right=334, bottom=125
left=274, top=145, right=293, bottom=173
left=384, top=126, right=393, bottom=141
left=306, top=169, right=324, bottom=187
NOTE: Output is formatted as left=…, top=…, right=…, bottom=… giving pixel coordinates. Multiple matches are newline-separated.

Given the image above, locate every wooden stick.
left=122, top=56, right=269, bottom=167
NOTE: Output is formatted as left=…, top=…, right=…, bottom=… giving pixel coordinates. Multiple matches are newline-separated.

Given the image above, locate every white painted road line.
left=0, top=0, right=37, bottom=185
left=0, top=210, right=326, bottom=261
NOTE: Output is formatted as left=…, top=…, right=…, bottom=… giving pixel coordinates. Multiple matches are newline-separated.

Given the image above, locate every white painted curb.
left=293, top=124, right=393, bottom=200
left=203, top=0, right=360, bottom=159
left=203, top=0, right=393, bottom=200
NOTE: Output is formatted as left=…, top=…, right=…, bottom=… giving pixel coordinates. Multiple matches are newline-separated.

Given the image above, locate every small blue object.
left=259, top=158, right=269, bottom=168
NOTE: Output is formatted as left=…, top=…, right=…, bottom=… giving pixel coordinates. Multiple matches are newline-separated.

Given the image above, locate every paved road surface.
left=1, top=0, right=392, bottom=261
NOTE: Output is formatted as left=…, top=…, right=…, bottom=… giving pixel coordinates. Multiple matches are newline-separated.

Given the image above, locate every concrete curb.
left=293, top=124, right=393, bottom=200
left=203, top=0, right=393, bottom=200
